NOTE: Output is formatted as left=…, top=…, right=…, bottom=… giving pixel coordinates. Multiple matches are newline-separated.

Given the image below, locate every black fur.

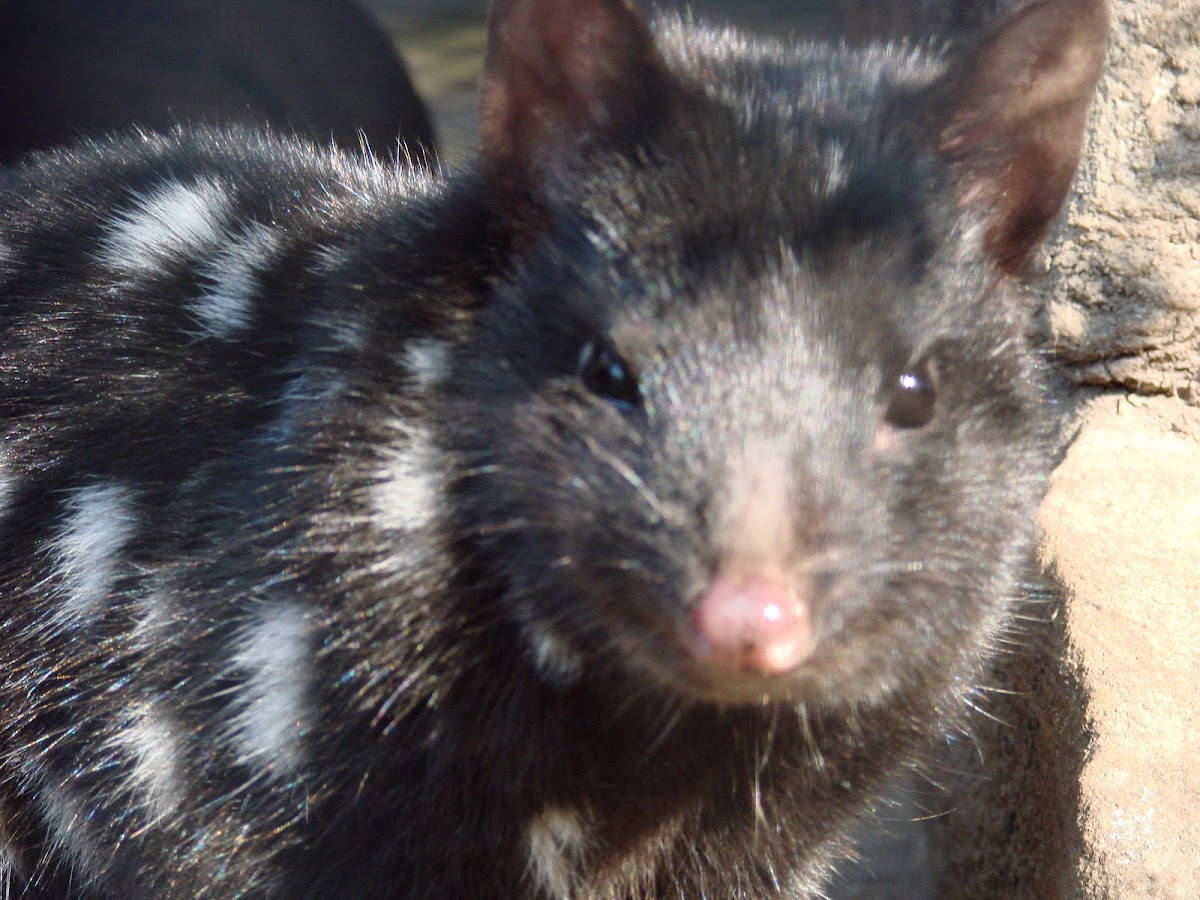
left=0, top=0, right=1107, bottom=897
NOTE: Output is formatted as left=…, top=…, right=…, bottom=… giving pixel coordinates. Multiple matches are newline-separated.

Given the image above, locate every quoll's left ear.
left=938, top=0, right=1109, bottom=274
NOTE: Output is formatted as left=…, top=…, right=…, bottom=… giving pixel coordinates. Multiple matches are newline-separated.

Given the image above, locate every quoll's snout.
left=685, top=436, right=817, bottom=678
left=688, top=573, right=813, bottom=676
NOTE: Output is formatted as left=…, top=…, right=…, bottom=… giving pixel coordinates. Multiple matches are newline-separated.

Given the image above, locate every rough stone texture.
left=1042, top=397, right=1200, bottom=899
left=1045, top=0, right=1200, bottom=403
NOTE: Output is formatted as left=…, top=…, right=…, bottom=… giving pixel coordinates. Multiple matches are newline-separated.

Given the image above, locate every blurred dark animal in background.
left=0, top=0, right=437, bottom=165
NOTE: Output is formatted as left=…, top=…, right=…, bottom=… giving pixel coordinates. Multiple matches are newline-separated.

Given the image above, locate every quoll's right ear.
left=478, top=0, right=669, bottom=204
left=937, top=0, right=1109, bottom=274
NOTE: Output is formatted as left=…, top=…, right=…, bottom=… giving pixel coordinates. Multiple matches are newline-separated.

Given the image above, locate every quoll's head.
left=450, top=0, right=1108, bottom=708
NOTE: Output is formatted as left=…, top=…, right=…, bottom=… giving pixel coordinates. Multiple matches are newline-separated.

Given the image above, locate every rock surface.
left=1042, top=397, right=1200, bottom=899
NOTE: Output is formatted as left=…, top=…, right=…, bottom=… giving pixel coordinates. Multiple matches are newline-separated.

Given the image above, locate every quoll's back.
left=0, top=0, right=1107, bottom=897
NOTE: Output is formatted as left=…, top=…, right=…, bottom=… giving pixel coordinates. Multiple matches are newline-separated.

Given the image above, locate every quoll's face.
left=459, top=97, right=1045, bottom=708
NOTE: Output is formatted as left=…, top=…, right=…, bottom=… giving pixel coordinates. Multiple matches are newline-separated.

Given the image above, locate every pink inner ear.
left=940, top=0, right=1109, bottom=273
left=478, top=0, right=665, bottom=193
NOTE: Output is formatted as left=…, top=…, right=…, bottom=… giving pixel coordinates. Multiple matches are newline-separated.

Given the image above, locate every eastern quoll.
left=0, top=0, right=1108, bottom=896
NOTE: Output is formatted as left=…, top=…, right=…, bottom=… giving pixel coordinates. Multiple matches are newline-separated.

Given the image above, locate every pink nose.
left=688, top=575, right=813, bottom=676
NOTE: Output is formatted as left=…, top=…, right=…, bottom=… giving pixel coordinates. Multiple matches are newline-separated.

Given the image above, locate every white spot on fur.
left=132, top=585, right=172, bottom=646
left=313, top=243, right=349, bottom=274
left=264, top=373, right=345, bottom=445
left=49, top=482, right=136, bottom=628
left=526, top=807, right=589, bottom=899
left=822, top=140, right=849, bottom=197
left=373, top=422, right=439, bottom=532
left=101, top=179, right=230, bottom=275
left=323, top=315, right=369, bottom=351
left=0, top=848, right=19, bottom=890
left=113, top=704, right=180, bottom=820
left=0, top=449, right=14, bottom=520
left=0, top=811, right=25, bottom=885
left=527, top=623, right=583, bottom=686
left=38, top=780, right=102, bottom=879
left=282, top=372, right=344, bottom=408
left=228, top=604, right=311, bottom=775
left=406, top=339, right=450, bottom=388
left=0, top=238, right=14, bottom=280
left=190, top=223, right=278, bottom=340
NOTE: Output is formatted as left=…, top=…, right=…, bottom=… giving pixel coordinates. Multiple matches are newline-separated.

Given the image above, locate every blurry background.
left=373, top=0, right=847, bottom=163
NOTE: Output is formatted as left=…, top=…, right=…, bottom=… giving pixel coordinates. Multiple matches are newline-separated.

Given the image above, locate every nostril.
left=687, top=574, right=813, bottom=677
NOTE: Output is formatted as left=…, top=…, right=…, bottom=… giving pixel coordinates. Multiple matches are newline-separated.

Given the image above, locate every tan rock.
left=1042, top=397, right=1200, bottom=899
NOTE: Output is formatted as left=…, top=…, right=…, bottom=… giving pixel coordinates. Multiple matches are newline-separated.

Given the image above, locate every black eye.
left=578, top=341, right=641, bottom=408
left=884, top=359, right=937, bottom=429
